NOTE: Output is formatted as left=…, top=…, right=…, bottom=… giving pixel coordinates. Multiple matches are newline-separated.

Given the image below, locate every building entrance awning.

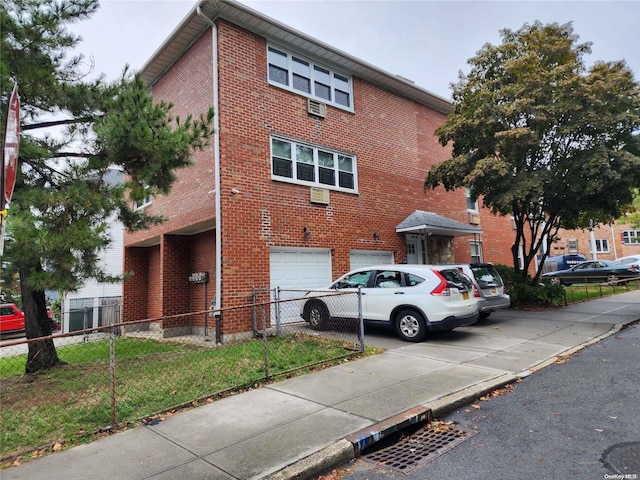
left=396, top=210, right=482, bottom=237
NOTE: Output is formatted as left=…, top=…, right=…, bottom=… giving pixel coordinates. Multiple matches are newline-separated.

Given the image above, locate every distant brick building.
left=122, top=0, right=515, bottom=340
left=549, top=220, right=640, bottom=262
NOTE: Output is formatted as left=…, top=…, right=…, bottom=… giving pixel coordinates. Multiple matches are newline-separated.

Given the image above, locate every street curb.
left=264, top=320, right=640, bottom=480
left=427, top=373, right=517, bottom=418
left=267, top=439, right=355, bottom=480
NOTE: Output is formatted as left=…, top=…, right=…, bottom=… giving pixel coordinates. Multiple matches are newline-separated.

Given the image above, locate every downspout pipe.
left=197, top=6, right=222, bottom=341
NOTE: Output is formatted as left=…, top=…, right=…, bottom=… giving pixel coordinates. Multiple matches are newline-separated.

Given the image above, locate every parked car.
left=541, top=260, right=640, bottom=286
left=443, top=263, right=510, bottom=319
left=613, top=255, right=640, bottom=269
left=0, top=303, right=26, bottom=335
left=47, top=307, right=61, bottom=331
left=300, top=264, right=479, bottom=342
left=541, top=253, right=588, bottom=273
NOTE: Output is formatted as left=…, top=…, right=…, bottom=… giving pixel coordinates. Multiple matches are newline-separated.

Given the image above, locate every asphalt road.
left=320, top=322, right=640, bottom=480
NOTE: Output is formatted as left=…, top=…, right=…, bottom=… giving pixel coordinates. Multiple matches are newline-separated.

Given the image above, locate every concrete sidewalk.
left=5, top=290, right=640, bottom=480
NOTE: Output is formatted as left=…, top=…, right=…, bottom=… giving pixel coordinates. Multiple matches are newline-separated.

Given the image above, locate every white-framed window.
left=271, top=136, right=357, bottom=192
left=622, top=230, right=640, bottom=244
left=133, top=186, right=152, bottom=210
left=465, top=187, right=478, bottom=212
left=470, top=241, right=482, bottom=263
left=595, top=238, right=610, bottom=253
left=267, top=45, right=353, bottom=110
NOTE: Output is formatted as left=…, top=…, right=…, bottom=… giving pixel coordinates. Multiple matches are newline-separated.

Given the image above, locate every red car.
left=0, top=303, right=26, bottom=334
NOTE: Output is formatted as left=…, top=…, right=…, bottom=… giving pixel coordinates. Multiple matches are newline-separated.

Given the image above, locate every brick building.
left=122, top=0, right=515, bottom=340
left=549, top=220, right=640, bottom=262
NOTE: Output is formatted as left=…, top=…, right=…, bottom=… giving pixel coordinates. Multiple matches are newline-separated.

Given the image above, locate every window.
left=133, top=192, right=152, bottom=210
left=470, top=241, right=482, bottom=263
left=595, top=239, right=609, bottom=253
left=267, top=45, right=353, bottom=109
left=401, top=273, right=425, bottom=287
left=567, top=239, right=579, bottom=253
left=271, top=137, right=357, bottom=192
left=465, top=187, right=478, bottom=211
left=622, top=230, right=640, bottom=244
left=374, top=270, right=402, bottom=288
left=333, top=270, right=372, bottom=289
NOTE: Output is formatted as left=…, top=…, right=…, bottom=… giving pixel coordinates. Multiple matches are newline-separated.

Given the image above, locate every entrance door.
left=406, top=235, right=421, bottom=264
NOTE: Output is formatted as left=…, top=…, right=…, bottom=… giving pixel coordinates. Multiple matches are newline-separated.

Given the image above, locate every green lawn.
left=0, top=334, right=378, bottom=462
left=563, top=279, right=640, bottom=303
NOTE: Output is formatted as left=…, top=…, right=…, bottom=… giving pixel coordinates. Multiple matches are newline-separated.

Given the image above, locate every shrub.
left=493, top=264, right=564, bottom=307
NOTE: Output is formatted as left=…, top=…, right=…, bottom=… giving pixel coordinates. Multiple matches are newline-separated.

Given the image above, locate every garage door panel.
left=270, top=248, right=332, bottom=324
left=350, top=250, right=394, bottom=270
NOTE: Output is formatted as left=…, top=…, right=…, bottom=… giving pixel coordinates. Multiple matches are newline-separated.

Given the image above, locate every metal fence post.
left=358, top=286, right=365, bottom=353
left=83, top=307, right=89, bottom=343
left=261, top=301, right=269, bottom=380
left=275, top=286, right=281, bottom=337
left=109, top=323, right=117, bottom=427
left=252, top=287, right=258, bottom=336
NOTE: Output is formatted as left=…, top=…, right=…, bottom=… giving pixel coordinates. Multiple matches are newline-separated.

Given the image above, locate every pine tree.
left=1, top=0, right=215, bottom=372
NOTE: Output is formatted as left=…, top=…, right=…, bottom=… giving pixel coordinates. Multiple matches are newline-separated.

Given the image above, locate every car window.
left=470, top=265, right=502, bottom=288
left=438, top=268, right=472, bottom=290
left=1, top=306, right=15, bottom=316
left=373, top=270, right=402, bottom=288
left=333, top=270, right=372, bottom=289
left=401, top=272, right=425, bottom=287
left=614, top=257, right=639, bottom=265
left=574, top=262, right=592, bottom=270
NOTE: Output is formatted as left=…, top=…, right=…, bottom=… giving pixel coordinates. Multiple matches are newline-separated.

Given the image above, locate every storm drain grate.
left=362, top=425, right=476, bottom=473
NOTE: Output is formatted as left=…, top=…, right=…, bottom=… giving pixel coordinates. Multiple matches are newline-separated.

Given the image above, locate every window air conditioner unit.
left=469, top=212, right=480, bottom=225
left=310, top=187, right=330, bottom=204
left=307, top=99, right=326, bottom=118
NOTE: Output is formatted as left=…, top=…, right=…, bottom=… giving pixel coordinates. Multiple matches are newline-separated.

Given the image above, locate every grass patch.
left=0, top=333, right=380, bottom=461
left=563, top=279, right=640, bottom=303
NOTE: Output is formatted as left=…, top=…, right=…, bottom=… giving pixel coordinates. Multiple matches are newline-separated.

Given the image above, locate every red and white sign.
left=3, top=85, right=20, bottom=205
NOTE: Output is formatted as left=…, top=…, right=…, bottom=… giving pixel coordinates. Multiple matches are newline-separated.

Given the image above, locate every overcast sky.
left=71, top=0, right=639, bottom=101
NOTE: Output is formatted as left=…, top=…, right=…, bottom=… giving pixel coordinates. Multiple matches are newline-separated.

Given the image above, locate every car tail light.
left=472, top=283, right=481, bottom=298
left=430, top=270, right=451, bottom=296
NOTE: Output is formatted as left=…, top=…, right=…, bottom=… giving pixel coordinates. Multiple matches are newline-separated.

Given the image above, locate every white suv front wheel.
left=395, top=309, right=427, bottom=342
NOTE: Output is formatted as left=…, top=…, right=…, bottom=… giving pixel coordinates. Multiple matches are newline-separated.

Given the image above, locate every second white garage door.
left=349, top=250, right=394, bottom=270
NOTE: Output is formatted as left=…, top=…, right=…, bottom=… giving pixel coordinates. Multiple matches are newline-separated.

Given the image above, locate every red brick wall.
left=147, top=245, right=162, bottom=320
left=214, top=21, right=487, bottom=319
left=123, top=19, right=520, bottom=335
left=122, top=247, right=150, bottom=322
left=188, top=230, right=216, bottom=324
left=125, top=30, right=215, bottom=246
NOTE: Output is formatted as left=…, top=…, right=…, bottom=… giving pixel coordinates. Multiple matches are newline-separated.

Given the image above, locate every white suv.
left=300, top=264, right=479, bottom=342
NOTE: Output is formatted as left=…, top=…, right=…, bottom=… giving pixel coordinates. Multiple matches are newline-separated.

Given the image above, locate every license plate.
left=490, top=288, right=498, bottom=295
left=462, top=292, right=469, bottom=300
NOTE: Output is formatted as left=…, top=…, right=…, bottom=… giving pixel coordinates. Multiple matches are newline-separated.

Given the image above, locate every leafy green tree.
left=1, top=0, right=215, bottom=372
left=424, top=22, right=640, bottom=283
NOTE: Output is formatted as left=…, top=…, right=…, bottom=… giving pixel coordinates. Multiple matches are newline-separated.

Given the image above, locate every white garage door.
left=270, top=248, right=332, bottom=289
left=349, top=250, right=394, bottom=270
left=270, top=248, right=332, bottom=324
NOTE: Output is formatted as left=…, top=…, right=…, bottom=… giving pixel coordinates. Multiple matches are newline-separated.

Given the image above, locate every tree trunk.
left=19, top=261, right=63, bottom=373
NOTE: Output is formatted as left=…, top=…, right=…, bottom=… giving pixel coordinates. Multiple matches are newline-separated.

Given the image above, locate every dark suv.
left=542, top=254, right=587, bottom=273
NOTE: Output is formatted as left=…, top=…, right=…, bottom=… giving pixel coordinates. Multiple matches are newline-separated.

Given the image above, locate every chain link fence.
left=0, top=289, right=363, bottom=463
